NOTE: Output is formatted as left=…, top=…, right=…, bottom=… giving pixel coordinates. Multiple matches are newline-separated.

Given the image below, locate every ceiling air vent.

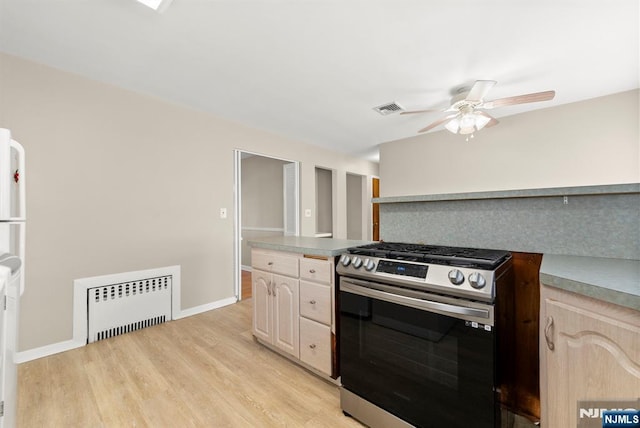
left=373, top=102, right=404, bottom=116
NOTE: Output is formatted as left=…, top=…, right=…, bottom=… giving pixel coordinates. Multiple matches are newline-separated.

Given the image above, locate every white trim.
left=15, top=339, right=83, bottom=364
left=175, top=296, right=237, bottom=319
left=241, top=265, right=252, bottom=272
left=72, top=265, right=181, bottom=346
left=234, top=149, right=301, bottom=302
left=241, top=226, right=285, bottom=232
left=17, top=295, right=237, bottom=363
left=234, top=150, right=241, bottom=300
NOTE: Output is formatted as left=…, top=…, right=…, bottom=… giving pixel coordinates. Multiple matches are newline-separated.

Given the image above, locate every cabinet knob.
left=267, top=261, right=274, bottom=266
left=309, top=344, right=316, bottom=349
left=309, top=300, right=316, bottom=305
left=309, top=269, right=316, bottom=274
left=544, top=316, right=555, bottom=351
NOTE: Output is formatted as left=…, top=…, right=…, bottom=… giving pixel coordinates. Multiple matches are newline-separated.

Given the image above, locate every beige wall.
left=242, top=155, right=287, bottom=229
left=379, top=90, right=639, bottom=197
left=0, top=53, right=378, bottom=351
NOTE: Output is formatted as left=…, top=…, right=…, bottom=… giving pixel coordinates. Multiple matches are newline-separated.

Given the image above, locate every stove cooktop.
left=338, top=242, right=512, bottom=302
left=346, top=242, right=510, bottom=270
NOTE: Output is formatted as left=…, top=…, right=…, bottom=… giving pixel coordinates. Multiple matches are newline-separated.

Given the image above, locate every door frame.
left=233, top=150, right=300, bottom=300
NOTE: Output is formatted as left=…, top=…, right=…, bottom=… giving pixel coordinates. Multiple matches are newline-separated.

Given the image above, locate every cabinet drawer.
left=299, top=317, right=332, bottom=375
left=252, top=249, right=299, bottom=277
left=300, top=257, right=332, bottom=284
left=300, top=280, right=331, bottom=325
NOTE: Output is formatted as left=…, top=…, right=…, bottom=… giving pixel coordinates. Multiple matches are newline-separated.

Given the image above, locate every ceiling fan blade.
left=418, top=113, right=459, bottom=133
left=400, top=108, right=443, bottom=115
left=483, top=90, right=556, bottom=109
left=465, top=80, right=497, bottom=102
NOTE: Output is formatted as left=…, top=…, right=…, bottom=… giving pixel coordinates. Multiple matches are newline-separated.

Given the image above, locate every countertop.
left=248, top=236, right=373, bottom=257
left=540, top=254, right=640, bottom=311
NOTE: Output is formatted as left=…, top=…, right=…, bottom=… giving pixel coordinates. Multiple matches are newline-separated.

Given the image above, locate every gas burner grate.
left=348, top=242, right=510, bottom=269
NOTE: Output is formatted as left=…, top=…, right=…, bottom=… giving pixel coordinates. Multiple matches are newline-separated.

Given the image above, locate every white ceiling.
left=1, top=0, right=638, bottom=161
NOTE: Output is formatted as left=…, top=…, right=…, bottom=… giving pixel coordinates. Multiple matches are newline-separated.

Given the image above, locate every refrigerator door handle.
left=9, top=139, right=26, bottom=221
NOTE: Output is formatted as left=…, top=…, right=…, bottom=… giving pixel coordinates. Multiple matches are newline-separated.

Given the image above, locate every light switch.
left=220, top=208, right=227, bottom=219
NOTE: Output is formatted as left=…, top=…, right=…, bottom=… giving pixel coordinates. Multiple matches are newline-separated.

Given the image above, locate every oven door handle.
left=341, top=280, right=491, bottom=320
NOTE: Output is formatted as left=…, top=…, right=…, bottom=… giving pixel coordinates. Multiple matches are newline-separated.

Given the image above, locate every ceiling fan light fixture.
left=459, top=125, right=476, bottom=135
left=406, top=80, right=555, bottom=137
left=444, top=117, right=460, bottom=134
left=445, top=112, right=492, bottom=136
left=473, top=113, right=491, bottom=131
left=459, top=113, right=476, bottom=130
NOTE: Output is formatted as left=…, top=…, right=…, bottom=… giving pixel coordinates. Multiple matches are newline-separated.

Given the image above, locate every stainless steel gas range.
left=337, top=242, right=513, bottom=428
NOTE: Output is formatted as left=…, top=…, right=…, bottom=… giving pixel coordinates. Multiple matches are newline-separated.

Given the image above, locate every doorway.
left=372, top=177, right=380, bottom=241
left=233, top=150, right=299, bottom=300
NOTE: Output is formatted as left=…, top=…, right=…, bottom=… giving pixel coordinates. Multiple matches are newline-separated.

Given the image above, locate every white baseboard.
left=241, top=265, right=252, bottom=272
left=16, top=339, right=85, bottom=364
left=16, top=296, right=239, bottom=363
left=175, top=296, right=237, bottom=319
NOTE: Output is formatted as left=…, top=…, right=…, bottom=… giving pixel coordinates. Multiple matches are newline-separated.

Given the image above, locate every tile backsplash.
left=379, top=192, right=639, bottom=259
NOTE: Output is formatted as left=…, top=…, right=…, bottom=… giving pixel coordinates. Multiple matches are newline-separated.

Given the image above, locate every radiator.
left=87, top=275, right=172, bottom=343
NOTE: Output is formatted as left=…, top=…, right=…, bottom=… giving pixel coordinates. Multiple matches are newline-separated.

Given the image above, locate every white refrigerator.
left=0, top=128, right=25, bottom=428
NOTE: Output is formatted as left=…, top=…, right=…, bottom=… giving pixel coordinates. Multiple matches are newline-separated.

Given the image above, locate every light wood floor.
left=18, top=299, right=364, bottom=427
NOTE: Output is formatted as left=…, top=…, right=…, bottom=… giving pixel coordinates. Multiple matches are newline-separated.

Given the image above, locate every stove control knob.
left=340, top=254, right=351, bottom=266
left=469, top=272, right=487, bottom=289
left=448, top=269, right=465, bottom=285
left=364, top=259, right=376, bottom=271
left=352, top=257, right=363, bottom=269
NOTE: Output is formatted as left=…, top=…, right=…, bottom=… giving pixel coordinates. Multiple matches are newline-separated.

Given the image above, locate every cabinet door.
left=543, top=297, right=640, bottom=428
left=272, top=274, right=299, bottom=358
left=252, top=270, right=272, bottom=343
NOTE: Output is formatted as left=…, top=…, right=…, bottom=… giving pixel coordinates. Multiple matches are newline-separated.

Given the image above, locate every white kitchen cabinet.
left=298, top=256, right=335, bottom=376
left=540, top=284, right=640, bottom=428
left=252, top=249, right=300, bottom=358
left=252, top=248, right=338, bottom=379
left=299, top=317, right=332, bottom=375
left=300, top=280, right=331, bottom=324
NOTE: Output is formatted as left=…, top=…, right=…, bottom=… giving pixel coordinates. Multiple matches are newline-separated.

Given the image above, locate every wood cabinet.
left=251, top=248, right=337, bottom=379
left=299, top=257, right=334, bottom=376
left=252, top=249, right=300, bottom=358
left=540, top=284, right=640, bottom=428
left=497, top=252, right=541, bottom=421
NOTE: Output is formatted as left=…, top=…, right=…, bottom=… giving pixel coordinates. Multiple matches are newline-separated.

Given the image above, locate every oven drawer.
left=300, top=280, right=331, bottom=325
left=251, top=249, right=299, bottom=277
left=300, top=257, right=332, bottom=284
left=300, top=317, right=331, bottom=375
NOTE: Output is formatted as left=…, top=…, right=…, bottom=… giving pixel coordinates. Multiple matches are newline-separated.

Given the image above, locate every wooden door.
left=272, top=274, right=300, bottom=358
left=252, top=270, right=272, bottom=343
left=372, top=177, right=379, bottom=241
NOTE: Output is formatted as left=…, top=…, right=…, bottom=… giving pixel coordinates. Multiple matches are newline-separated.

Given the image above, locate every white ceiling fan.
left=401, top=80, right=556, bottom=137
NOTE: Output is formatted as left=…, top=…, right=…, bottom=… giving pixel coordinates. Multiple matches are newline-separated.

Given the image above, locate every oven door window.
left=340, top=290, right=496, bottom=428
